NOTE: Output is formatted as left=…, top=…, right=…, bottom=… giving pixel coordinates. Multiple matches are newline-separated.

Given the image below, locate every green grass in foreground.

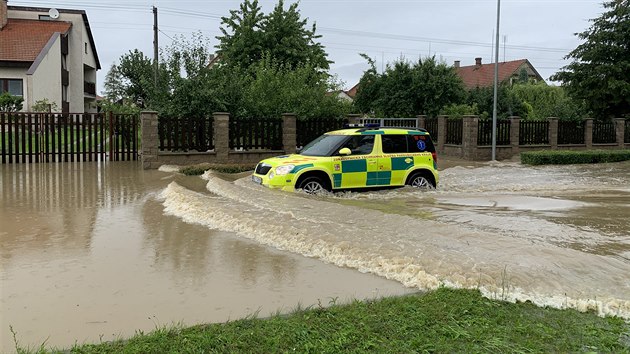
left=18, top=288, right=630, bottom=353
left=521, top=149, right=630, bottom=165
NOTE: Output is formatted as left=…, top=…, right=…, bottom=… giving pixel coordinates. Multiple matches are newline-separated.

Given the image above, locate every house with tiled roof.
left=0, top=0, right=100, bottom=112
left=454, top=57, right=544, bottom=90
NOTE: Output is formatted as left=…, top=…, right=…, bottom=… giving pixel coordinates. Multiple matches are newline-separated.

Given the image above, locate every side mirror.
left=338, top=147, right=351, bottom=155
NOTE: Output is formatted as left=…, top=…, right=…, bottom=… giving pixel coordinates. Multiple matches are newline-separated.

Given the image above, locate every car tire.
left=406, top=171, right=435, bottom=189
left=297, top=176, right=329, bottom=194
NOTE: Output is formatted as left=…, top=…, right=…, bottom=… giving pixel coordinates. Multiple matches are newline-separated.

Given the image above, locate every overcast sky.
left=12, top=0, right=605, bottom=93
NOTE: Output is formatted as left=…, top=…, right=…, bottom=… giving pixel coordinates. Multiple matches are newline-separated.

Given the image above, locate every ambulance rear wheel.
left=298, top=176, right=329, bottom=194
left=407, top=172, right=435, bottom=189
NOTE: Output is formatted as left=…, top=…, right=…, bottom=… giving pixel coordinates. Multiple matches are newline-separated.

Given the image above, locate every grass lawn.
left=15, top=288, right=630, bottom=353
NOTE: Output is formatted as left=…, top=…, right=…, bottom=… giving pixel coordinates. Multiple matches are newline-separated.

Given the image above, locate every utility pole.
left=492, top=0, right=501, bottom=161
left=153, top=6, right=158, bottom=87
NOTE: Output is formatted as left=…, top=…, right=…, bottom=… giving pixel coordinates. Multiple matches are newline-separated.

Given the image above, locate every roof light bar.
left=343, top=123, right=380, bottom=129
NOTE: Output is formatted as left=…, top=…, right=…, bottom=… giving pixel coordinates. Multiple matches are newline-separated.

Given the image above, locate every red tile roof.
left=0, top=19, right=71, bottom=62
left=456, top=59, right=531, bottom=89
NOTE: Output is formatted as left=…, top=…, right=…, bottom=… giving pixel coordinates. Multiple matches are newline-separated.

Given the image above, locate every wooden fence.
left=1, top=112, right=138, bottom=164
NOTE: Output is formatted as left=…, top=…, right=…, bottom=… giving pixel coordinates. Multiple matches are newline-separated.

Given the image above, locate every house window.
left=62, top=85, right=68, bottom=102
left=84, top=43, right=88, bottom=54
left=62, top=55, right=67, bottom=70
left=39, top=15, right=52, bottom=20
left=0, top=79, right=23, bottom=96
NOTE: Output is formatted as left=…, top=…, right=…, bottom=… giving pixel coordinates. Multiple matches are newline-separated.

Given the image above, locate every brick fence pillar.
left=462, top=115, right=478, bottom=160
left=547, top=117, right=559, bottom=149
left=346, top=114, right=360, bottom=125
left=437, top=115, right=447, bottom=152
left=141, top=111, right=159, bottom=169
left=416, top=115, right=427, bottom=130
left=615, top=118, right=626, bottom=148
left=213, top=112, right=230, bottom=163
left=509, top=116, right=521, bottom=156
left=282, top=113, right=297, bottom=154
left=584, top=118, right=593, bottom=149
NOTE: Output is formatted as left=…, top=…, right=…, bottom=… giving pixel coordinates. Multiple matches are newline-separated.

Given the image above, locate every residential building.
left=0, top=0, right=100, bottom=112
left=454, top=58, right=544, bottom=90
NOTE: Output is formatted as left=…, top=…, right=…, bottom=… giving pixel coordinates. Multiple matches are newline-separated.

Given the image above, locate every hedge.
left=521, top=149, right=630, bottom=165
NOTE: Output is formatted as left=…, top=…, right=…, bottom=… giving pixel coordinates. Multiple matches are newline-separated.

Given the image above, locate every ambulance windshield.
left=299, top=134, right=348, bottom=156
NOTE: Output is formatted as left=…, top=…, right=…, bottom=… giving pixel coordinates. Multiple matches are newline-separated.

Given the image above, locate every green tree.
left=116, top=49, right=156, bottom=105
left=510, top=82, right=585, bottom=120
left=103, top=63, right=126, bottom=102
left=467, top=84, right=529, bottom=119
left=262, top=0, right=329, bottom=70
left=216, top=0, right=329, bottom=70
left=551, top=0, right=630, bottom=119
left=354, top=56, right=466, bottom=117
left=238, top=55, right=350, bottom=119
left=31, top=98, right=59, bottom=112
left=0, top=92, right=23, bottom=112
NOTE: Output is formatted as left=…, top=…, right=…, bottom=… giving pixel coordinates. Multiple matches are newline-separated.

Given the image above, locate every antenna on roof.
left=48, top=8, right=60, bottom=19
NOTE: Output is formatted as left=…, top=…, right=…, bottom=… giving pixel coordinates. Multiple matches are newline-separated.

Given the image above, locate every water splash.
left=161, top=169, right=630, bottom=319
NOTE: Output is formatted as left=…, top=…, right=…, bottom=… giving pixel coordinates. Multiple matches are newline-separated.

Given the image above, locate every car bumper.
left=252, top=173, right=296, bottom=192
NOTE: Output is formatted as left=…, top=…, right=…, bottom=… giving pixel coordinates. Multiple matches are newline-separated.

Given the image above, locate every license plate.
left=252, top=175, right=262, bottom=184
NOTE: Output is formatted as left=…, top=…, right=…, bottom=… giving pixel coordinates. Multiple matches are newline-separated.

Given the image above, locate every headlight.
left=275, top=165, right=295, bottom=176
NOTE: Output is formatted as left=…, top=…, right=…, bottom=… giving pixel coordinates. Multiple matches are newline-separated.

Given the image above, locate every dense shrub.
left=521, top=149, right=630, bottom=165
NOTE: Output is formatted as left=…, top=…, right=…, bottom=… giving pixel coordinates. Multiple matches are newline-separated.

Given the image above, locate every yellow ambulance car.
left=251, top=125, right=438, bottom=193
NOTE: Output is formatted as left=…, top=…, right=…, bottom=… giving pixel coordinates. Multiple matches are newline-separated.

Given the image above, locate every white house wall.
left=7, top=8, right=98, bottom=112
left=29, top=38, right=62, bottom=111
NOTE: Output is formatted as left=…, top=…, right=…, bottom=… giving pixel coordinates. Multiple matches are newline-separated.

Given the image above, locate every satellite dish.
left=48, top=8, right=60, bottom=19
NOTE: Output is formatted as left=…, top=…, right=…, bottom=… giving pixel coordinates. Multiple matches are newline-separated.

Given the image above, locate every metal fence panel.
left=593, top=121, right=616, bottom=144
left=558, top=120, right=584, bottom=145
left=519, top=121, right=549, bottom=145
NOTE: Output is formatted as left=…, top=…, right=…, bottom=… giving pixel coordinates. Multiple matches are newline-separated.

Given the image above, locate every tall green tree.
left=551, top=0, right=630, bottom=119
left=216, top=0, right=329, bottom=70
left=354, top=56, right=466, bottom=117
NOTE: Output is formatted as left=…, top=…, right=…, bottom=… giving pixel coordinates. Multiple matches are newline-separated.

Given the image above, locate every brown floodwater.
left=2, top=159, right=630, bottom=352
left=0, top=163, right=412, bottom=353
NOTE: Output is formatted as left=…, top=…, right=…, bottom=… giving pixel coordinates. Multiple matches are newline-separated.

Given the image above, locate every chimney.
left=475, top=57, right=482, bottom=66
left=454, top=60, right=460, bottom=68
left=1, top=0, right=8, bottom=30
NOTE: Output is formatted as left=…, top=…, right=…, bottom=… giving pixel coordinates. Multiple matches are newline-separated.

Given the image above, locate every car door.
left=337, top=135, right=375, bottom=188
left=380, top=134, right=411, bottom=185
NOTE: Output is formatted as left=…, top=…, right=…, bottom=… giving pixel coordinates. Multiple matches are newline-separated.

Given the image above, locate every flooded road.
left=2, top=160, right=630, bottom=352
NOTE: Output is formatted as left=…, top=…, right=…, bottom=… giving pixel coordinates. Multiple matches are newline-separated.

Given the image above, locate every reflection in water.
left=1, top=162, right=406, bottom=353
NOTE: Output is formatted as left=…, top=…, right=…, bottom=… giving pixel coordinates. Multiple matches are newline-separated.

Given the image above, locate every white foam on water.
left=161, top=174, right=630, bottom=319
left=158, top=165, right=181, bottom=173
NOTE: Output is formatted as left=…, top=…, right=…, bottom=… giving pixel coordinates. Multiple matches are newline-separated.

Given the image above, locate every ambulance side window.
left=341, top=135, right=374, bottom=155
left=407, top=135, right=435, bottom=153
left=382, top=135, right=408, bottom=153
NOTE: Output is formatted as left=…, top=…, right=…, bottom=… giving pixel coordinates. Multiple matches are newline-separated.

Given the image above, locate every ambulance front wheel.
left=297, top=176, right=330, bottom=194
left=407, top=171, right=435, bottom=189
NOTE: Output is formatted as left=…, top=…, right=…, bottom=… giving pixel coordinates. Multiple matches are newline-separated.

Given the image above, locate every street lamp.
left=492, top=0, right=501, bottom=161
